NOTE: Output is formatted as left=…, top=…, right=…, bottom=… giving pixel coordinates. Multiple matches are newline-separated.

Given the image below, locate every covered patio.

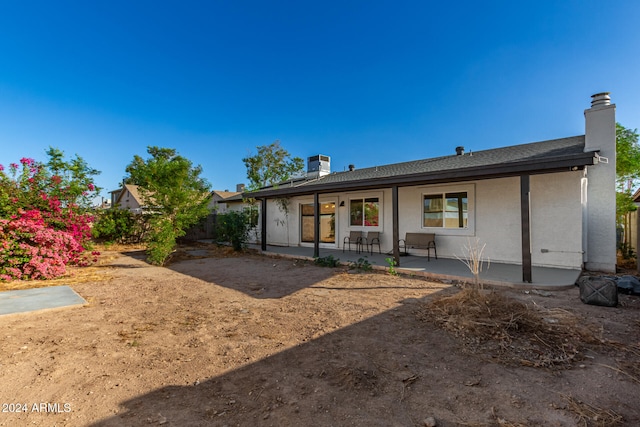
left=253, top=244, right=581, bottom=290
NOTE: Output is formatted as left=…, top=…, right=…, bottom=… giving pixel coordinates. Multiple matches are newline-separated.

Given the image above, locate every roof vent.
left=455, top=146, right=465, bottom=156
left=591, top=92, right=611, bottom=107
left=348, top=164, right=355, bottom=171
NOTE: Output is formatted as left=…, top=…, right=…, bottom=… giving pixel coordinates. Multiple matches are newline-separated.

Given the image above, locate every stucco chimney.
left=583, top=92, right=616, bottom=273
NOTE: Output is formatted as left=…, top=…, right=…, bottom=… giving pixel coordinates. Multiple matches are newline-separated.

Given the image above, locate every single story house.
left=207, top=186, right=245, bottom=214
left=249, top=93, right=617, bottom=281
left=110, top=183, right=145, bottom=213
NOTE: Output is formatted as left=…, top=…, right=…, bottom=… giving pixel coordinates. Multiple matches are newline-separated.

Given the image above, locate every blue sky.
left=1, top=1, right=639, bottom=201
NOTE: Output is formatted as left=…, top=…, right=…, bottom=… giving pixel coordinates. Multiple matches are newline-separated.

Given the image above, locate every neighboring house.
left=207, top=186, right=245, bottom=214
left=207, top=186, right=261, bottom=241
left=110, top=184, right=145, bottom=213
left=183, top=185, right=259, bottom=241
left=250, top=93, right=617, bottom=280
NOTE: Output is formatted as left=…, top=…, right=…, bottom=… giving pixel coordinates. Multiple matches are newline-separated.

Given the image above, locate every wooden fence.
left=183, top=213, right=218, bottom=241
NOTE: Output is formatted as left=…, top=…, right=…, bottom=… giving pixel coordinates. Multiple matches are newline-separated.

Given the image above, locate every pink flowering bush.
left=0, top=150, right=101, bottom=281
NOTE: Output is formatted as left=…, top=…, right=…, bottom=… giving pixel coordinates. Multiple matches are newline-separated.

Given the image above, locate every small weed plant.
left=385, top=257, right=398, bottom=276
left=350, top=257, right=372, bottom=272
left=314, top=255, right=341, bottom=268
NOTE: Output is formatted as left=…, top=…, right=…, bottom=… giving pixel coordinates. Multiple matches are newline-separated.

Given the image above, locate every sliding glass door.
left=301, top=202, right=335, bottom=244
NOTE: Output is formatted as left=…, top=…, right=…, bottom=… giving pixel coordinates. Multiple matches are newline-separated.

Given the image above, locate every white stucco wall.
left=264, top=198, right=301, bottom=246
left=530, top=172, right=584, bottom=268
left=396, top=178, right=578, bottom=267
left=474, top=178, right=520, bottom=264
left=263, top=171, right=585, bottom=269
left=584, top=100, right=617, bottom=272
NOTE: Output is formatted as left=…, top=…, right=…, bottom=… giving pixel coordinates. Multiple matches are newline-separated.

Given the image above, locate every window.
left=423, top=192, right=467, bottom=228
left=350, top=197, right=379, bottom=227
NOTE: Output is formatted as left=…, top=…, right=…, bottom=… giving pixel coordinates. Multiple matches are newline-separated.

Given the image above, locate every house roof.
left=223, top=193, right=246, bottom=202
left=114, top=184, right=144, bottom=206
left=211, top=190, right=242, bottom=200
left=250, top=135, right=597, bottom=198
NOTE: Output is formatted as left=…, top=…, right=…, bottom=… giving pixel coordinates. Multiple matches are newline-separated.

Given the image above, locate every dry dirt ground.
left=0, top=244, right=639, bottom=427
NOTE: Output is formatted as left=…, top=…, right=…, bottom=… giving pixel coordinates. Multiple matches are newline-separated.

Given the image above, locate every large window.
left=423, top=192, right=467, bottom=228
left=350, top=197, right=379, bottom=227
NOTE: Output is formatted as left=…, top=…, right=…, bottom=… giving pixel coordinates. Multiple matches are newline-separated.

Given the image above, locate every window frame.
left=348, top=193, right=383, bottom=230
left=420, top=185, right=474, bottom=236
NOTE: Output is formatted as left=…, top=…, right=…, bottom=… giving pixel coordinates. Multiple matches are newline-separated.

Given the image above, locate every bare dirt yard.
left=1, top=243, right=639, bottom=427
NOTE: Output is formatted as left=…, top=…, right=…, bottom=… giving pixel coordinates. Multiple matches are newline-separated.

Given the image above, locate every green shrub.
left=92, top=208, right=137, bottom=243
left=146, top=218, right=177, bottom=265
left=217, top=211, right=252, bottom=251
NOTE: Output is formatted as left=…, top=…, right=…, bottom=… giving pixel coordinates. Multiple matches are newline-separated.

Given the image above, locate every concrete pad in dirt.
left=0, top=286, right=87, bottom=316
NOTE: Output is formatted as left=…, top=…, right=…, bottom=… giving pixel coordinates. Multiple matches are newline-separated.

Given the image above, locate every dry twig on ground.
left=418, top=288, right=596, bottom=368
left=562, top=394, right=624, bottom=427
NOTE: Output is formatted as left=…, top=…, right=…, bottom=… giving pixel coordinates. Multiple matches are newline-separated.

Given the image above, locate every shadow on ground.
left=166, top=255, right=339, bottom=299
left=89, top=290, right=614, bottom=427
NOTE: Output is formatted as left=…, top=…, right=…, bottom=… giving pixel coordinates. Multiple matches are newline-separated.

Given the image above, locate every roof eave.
left=249, top=152, right=597, bottom=199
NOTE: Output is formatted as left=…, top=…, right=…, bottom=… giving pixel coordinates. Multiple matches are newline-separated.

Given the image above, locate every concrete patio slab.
left=0, top=285, right=87, bottom=316
left=251, top=244, right=581, bottom=290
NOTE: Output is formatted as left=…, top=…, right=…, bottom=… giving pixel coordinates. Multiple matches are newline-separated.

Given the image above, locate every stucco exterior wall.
left=398, top=175, right=583, bottom=268
left=264, top=171, right=584, bottom=269
left=264, top=198, right=300, bottom=246
left=530, top=172, right=584, bottom=268
left=398, top=183, right=476, bottom=260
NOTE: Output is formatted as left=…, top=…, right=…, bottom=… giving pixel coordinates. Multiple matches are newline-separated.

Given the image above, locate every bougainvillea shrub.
left=0, top=151, right=101, bottom=281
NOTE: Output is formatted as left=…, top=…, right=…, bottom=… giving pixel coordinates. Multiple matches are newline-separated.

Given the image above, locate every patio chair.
left=363, top=231, right=381, bottom=255
left=343, top=231, right=364, bottom=253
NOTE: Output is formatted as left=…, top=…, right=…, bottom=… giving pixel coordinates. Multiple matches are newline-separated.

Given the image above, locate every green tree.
left=45, top=147, right=102, bottom=209
left=242, top=141, right=304, bottom=245
left=615, top=123, right=640, bottom=256
left=616, top=123, right=640, bottom=187
left=242, top=141, right=304, bottom=190
left=125, top=147, right=211, bottom=265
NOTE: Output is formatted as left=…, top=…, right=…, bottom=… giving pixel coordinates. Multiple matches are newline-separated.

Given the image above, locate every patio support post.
left=392, top=185, right=400, bottom=266
left=313, top=192, right=320, bottom=258
left=261, top=198, right=267, bottom=251
left=520, top=175, right=532, bottom=282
